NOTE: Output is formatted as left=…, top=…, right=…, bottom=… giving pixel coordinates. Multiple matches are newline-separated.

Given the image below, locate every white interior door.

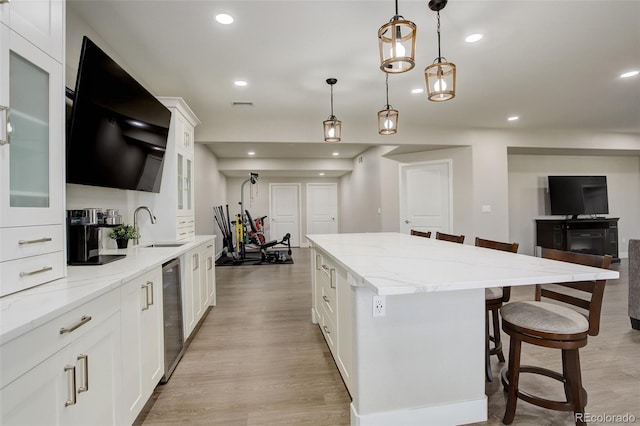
left=307, top=183, right=338, bottom=235
left=399, top=161, right=452, bottom=235
left=269, top=183, right=301, bottom=247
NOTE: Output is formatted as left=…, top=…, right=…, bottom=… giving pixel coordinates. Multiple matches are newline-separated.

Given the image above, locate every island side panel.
left=350, top=285, right=487, bottom=425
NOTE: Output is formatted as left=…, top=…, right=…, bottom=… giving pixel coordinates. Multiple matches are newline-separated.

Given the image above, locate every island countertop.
left=0, top=235, right=215, bottom=345
left=306, top=232, right=619, bottom=296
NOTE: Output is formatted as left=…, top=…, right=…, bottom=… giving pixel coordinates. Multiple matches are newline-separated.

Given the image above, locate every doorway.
left=399, top=160, right=452, bottom=235
left=269, top=183, right=301, bottom=247
left=306, top=183, right=338, bottom=235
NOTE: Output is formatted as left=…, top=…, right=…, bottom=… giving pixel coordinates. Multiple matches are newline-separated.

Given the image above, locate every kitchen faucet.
left=133, top=206, right=157, bottom=245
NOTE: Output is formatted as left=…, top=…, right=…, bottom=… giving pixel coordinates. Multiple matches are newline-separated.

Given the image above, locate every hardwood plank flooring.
left=137, top=248, right=639, bottom=425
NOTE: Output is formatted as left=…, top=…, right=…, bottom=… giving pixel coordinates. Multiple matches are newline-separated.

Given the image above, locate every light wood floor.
left=137, top=248, right=639, bottom=426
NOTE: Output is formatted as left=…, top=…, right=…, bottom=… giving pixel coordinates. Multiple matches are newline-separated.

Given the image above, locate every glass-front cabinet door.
left=0, top=26, right=63, bottom=228
left=177, top=152, right=184, bottom=212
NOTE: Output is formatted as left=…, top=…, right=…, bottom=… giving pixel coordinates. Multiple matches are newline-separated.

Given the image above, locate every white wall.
left=194, top=145, right=227, bottom=254
left=508, top=155, right=640, bottom=257
left=225, top=176, right=339, bottom=246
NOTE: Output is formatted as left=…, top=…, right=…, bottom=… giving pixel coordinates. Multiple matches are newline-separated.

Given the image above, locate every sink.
left=144, top=243, right=185, bottom=248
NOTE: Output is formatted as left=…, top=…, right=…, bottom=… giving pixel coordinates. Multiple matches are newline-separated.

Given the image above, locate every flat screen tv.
left=548, top=175, right=609, bottom=218
left=66, top=36, right=171, bottom=193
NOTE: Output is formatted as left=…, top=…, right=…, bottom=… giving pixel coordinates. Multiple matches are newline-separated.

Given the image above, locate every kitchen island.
left=307, top=232, right=619, bottom=426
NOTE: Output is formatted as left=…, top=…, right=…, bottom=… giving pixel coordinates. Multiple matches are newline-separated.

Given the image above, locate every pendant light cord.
left=395, top=0, right=399, bottom=16
left=385, top=73, right=390, bottom=108
left=437, top=10, right=442, bottom=63
left=330, top=84, right=334, bottom=117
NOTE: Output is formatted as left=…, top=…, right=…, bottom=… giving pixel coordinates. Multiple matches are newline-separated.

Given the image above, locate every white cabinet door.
left=0, top=0, right=64, bottom=62
left=59, top=312, right=122, bottom=426
left=0, top=311, right=122, bottom=426
left=0, top=347, right=65, bottom=425
left=121, top=268, right=163, bottom=425
left=0, top=26, right=64, bottom=229
left=204, top=242, right=216, bottom=306
left=182, top=247, right=198, bottom=338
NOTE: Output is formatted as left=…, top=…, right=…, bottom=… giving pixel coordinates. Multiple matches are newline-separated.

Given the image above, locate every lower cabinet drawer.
left=0, top=288, right=120, bottom=389
left=0, top=251, right=64, bottom=297
left=319, top=305, right=338, bottom=354
left=0, top=225, right=64, bottom=262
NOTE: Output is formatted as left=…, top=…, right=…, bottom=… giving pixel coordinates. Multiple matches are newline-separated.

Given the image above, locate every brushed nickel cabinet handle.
left=193, top=253, right=199, bottom=270
left=147, top=281, right=154, bottom=306
left=0, top=105, right=10, bottom=145
left=19, top=266, right=53, bottom=277
left=60, top=315, right=92, bottom=334
left=0, top=0, right=10, bottom=5
left=64, top=365, right=76, bottom=406
left=18, top=237, right=53, bottom=245
left=207, top=244, right=213, bottom=248
left=77, top=354, right=89, bottom=393
left=323, top=295, right=330, bottom=303
left=330, top=268, right=336, bottom=289
left=141, top=284, right=150, bottom=310
left=315, top=254, right=321, bottom=270
left=207, top=256, right=213, bottom=270
left=323, top=325, right=330, bottom=334
left=321, top=264, right=329, bottom=271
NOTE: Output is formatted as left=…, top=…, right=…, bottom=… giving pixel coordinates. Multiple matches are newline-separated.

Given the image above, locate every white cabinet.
left=0, top=0, right=64, bottom=62
left=120, top=267, right=164, bottom=425
left=0, top=289, right=122, bottom=426
left=182, top=240, right=216, bottom=339
left=0, top=1, right=65, bottom=296
left=144, top=97, right=199, bottom=244
left=311, top=249, right=353, bottom=393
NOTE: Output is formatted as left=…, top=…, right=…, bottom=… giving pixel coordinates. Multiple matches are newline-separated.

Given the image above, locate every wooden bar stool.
left=435, top=231, right=464, bottom=244
left=500, top=248, right=612, bottom=426
left=474, top=237, right=519, bottom=382
left=410, top=229, right=431, bottom=238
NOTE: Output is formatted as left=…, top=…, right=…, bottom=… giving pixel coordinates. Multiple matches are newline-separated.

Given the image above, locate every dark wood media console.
left=536, top=218, right=620, bottom=262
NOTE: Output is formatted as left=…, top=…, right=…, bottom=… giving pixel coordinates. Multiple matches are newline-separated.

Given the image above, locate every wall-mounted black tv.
left=548, top=175, right=609, bottom=219
left=66, top=36, right=171, bottom=193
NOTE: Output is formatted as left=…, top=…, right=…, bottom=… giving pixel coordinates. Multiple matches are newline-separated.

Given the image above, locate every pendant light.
left=323, top=78, right=341, bottom=143
left=378, top=0, right=417, bottom=73
left=424, top=0, right=456, bottom=101
left=378, top=72, right=399, bottom=135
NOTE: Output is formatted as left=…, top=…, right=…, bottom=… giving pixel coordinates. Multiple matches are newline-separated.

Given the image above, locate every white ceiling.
left=68, top=0, right=640, bottom=171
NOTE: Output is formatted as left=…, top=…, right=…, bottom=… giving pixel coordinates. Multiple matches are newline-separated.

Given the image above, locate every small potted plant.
left=108, top=224, right=138, bottom=249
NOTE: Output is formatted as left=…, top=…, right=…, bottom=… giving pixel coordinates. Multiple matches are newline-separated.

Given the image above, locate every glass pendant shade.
left=323, top=117, right=342, bottom=143
left=377, top=108, right=398, bottom=135
left=425, top=61, right=456, bottom=101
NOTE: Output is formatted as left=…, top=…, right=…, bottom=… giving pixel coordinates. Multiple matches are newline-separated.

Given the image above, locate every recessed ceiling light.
left=620, top=70, right=639, bottom=78
left=465, top=33, right=483, bottom=43
left=215, top=14, right=234, bottom=25
left=332, top=152, right=339, bottom=156
left=507, top=116, right=519, bottom=121
left=411, top=88, right=424, bottom=94
left=234, top=80, right=248, bottom=87
left=319, top=172, right=325, bottom=176
left=248, top=151, right=255, bottom=156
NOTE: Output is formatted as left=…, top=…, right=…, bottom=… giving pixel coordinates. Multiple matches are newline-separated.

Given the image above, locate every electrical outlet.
left=372, top=295, right=386, bottom=317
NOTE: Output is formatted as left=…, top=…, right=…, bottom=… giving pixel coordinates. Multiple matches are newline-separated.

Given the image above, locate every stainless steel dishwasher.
left=160, top=258, right=185, bottom=383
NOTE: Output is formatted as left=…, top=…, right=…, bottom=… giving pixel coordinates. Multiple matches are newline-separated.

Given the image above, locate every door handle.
left=64, top=365, right=77, bottom=406
left=142, top=284, right=150, bottom=310
left=77, top=354, right=89, bottom=393
left=0, top=105, right=10, bottom=146
left=405, top=220, right=410, bottom=224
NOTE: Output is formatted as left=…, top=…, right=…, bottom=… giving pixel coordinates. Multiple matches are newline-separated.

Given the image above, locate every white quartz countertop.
left=306, top=233, right=619, bottom=296
left=0, top=235, right=215, bottom=345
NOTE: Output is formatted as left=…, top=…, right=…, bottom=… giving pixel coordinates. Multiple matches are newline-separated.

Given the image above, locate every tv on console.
left=548, top=175, right=609, bottom=218
left=66, top=36, right=171, bottom=193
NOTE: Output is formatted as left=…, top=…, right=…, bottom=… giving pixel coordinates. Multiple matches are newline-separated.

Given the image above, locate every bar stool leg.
left=486, top=310, right=493, bottom=381
left=503, top=336, right=522, bottom=425
left=564, top=349, right=586, bottom=426
left=492, top=308, right=505, bottom=362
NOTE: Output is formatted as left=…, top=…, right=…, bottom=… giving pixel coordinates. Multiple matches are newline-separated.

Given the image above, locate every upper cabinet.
left=0, top=0, right=64, bottom=62
left=145, top=97, right=199, bottom=243
left=0, top=0, right=65, bottom=296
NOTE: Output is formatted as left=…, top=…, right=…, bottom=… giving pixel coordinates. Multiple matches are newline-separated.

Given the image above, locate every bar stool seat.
left=501, top=301, right=589, bottom=335
left=486, top=287, right=503, bottom=300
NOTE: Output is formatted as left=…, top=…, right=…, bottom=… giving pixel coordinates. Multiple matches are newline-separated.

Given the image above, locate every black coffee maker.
left=67, top=209, right=126, bottom=265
